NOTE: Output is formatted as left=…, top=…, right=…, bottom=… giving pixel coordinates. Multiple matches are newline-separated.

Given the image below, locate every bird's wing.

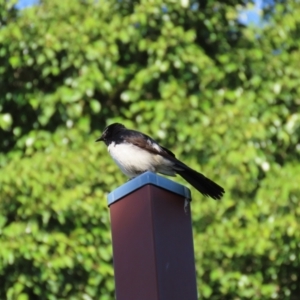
left=123, top=130, right=225, bottom=199
left=124, top=130, right=177, bottom=158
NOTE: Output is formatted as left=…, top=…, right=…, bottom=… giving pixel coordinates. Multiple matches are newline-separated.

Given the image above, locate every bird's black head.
left=95, top=123, right=126, bottom=145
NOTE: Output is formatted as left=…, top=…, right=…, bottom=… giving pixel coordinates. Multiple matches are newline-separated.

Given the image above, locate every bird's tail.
left=176, top=167, right=224, bottom=200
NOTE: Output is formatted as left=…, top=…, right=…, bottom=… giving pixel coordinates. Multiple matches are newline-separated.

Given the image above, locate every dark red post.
left=108, top=172, right=198, bottom=300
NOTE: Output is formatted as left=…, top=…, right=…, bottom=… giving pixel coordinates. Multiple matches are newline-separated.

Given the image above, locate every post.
left=108, top=171, right=198, bottom=300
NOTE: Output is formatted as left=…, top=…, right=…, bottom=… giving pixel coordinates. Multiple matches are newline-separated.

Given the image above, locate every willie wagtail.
left=96, top=123, right=224, bottom=200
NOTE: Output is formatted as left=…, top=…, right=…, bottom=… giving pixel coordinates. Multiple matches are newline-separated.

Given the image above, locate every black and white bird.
left=96, top=123, right=224, bottom=200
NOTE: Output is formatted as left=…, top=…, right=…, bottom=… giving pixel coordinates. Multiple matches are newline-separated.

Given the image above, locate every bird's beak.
left=95, top=136, right=103, bottom=142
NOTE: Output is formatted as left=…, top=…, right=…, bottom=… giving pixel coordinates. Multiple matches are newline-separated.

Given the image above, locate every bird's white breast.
left=107, top=142, right=175, bottom=178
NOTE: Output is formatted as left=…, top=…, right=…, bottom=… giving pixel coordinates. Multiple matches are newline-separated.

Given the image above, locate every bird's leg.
left=127, top=171, right=148, bottom=181
left=136, top=170, right=148, bottom=176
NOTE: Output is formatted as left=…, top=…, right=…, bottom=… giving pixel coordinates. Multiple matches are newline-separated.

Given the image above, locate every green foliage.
left=0, top=0, right=300, bottom=299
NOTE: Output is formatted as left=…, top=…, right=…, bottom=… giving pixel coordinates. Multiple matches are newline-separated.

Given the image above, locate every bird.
left=96, top=123, right=224, bottom=200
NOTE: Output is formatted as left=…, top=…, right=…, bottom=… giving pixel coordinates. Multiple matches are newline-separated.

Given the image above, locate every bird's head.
left=95, top=123, right=126, bottom=145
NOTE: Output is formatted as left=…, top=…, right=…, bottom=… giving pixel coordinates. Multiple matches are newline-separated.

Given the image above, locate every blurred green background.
left=0, top=0, right=300, bottom=299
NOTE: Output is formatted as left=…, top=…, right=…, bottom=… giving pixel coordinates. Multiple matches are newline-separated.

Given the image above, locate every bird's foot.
left=127, top=171, right=149, bottom=181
